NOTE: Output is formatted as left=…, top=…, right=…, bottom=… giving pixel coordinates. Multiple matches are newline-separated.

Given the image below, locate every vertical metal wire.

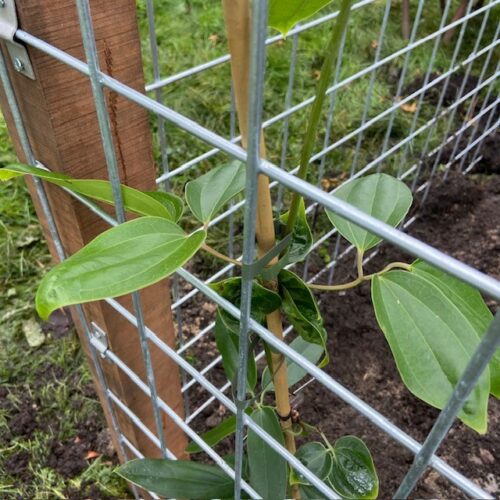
left=465, top=98, right=499, bottom=171
left=397, top=0, right=454, bottom=176
left=146, top=0, right=171, bottom=190
left=228, top=83, right=238, bottom=266
left=303, top=26, right=348, bottom=283
left=317, top=27, right=348, bottom=187
left=234, top=1, right=268, bottom=497
left=0, top=48, right=139, bottom=495
left=395, top=311, right=500, bottom=498
left=376, top=0, right=426, bottom=172
left=349, top=0, right=392, bottom=175
left=409, top=0, right=475, bottom=192
left=422, top=19, right=498, bottom=200
left=75, top=0, right=168, bottom=458
left=457, top=76, right=499, bottom=171
left=276, top=29, right=299, bottom=213
left=443, top=50, right=498, bottom=178
left=145, top=0, right=191, bottom=417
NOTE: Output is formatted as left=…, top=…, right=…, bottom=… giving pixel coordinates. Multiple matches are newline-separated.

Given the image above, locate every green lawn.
left=0, top=0, right=497, bottom=497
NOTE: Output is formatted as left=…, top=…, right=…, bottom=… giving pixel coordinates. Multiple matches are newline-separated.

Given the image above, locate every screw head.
left=13, top=58, right=24, bottom=72
left=0, top=1, right=6, bottom=8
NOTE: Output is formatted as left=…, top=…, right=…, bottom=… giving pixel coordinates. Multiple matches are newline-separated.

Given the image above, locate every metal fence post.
left=0, top=0, right=187, bottom=460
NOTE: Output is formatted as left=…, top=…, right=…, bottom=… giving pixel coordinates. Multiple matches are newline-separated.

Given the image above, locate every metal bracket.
left=0, top=0, right=35, bottom=80
left=91, top=322, right=109, bottom=359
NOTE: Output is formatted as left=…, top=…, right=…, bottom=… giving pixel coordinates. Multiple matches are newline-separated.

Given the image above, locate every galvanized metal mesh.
left=1, top=0, right=499, bottom=498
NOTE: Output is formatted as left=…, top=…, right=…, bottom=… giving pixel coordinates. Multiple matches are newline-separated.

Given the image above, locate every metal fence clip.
left=0, top=0, right=35, bottom=79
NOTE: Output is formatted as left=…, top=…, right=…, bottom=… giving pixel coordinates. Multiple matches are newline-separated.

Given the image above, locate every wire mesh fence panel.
left=0, top=0, right=499, bottom=498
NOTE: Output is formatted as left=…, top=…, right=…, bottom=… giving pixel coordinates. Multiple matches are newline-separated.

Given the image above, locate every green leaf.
left=185, top=161, right=245, bottom=223
left=186, top=408, right=253, bottom=454
left=116, top=459, right=233, bottom=499
left=262, top=336, right=324, bottom=392
left=248, top=406, right=288, bottom=499
left=326, top=173, right=412, bottom=252
left=279, top=198, right=313, bottom=264
left=329, top=436, right=378, bottom=499
left=215, top=309, right=257, bottom=392
left=269, top=0, right=334, bottom=36
left=210, top=277, right=281, bottom=319
left=411, top=260, right=499, bottom=398
left=0, top=163, right=181, bottom=221
left=295, top=442, right=333, bottom=483
left=36, top=218, right=205, bottom=320
left=278, top=270, right=328, bottom=365
left=372, top=271, right=490, bottom=433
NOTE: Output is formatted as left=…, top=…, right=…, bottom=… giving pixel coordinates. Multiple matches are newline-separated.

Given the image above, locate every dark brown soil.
left=297, top=171, right=500, bottom=499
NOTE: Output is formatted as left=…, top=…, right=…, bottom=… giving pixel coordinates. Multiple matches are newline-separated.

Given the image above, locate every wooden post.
left=0, top=0, right=187, bottom=460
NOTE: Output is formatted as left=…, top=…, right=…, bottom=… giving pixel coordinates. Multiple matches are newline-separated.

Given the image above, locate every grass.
left=0, top=0, right=498, bottom=497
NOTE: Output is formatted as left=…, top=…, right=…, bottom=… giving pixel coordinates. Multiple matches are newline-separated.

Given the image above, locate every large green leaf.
left=411, top=260, right=498, bottom=398
left=269, top=0, right=334, bottom=36
left=116, top=459, right=233, bottom=499
left=247, top=406, right=288, bottom=499
left=262, top=336, right=324, bottom=392
left=329, top=436, right=378, bottom=499
left=372, top=271, right=490, bottom=433
left=279, top=270, right=328, bottom=364
left=186, top=408, right=253, bottom=454
left=279, top=198, right=313, bottom=264
left=36, top=217, right=205, bottom=320
left=326, top=173, right=412, bottom=252
left=210, top=277, right=282, bottom=320
left=0, top=163, right=182, bottom=221
left=185, top=161, right=245, bottom=223
left=215, top=309, right=257, bottom=392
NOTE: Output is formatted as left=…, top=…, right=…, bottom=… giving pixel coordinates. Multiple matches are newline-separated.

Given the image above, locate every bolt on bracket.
left=91, top=322, right=109, bottom=359
left=0, top=0, right=35, bottom=80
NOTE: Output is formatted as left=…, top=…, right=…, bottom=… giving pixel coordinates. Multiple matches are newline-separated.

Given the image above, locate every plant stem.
left=308, top=261, right=412, bottom=291
left=356, top=250, right=364, bottom=279
left=201, top=243, right=242, bottom=266
left=284, top=0, right=354, bottom=236
left=222, top=3, right=298, bottom=496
